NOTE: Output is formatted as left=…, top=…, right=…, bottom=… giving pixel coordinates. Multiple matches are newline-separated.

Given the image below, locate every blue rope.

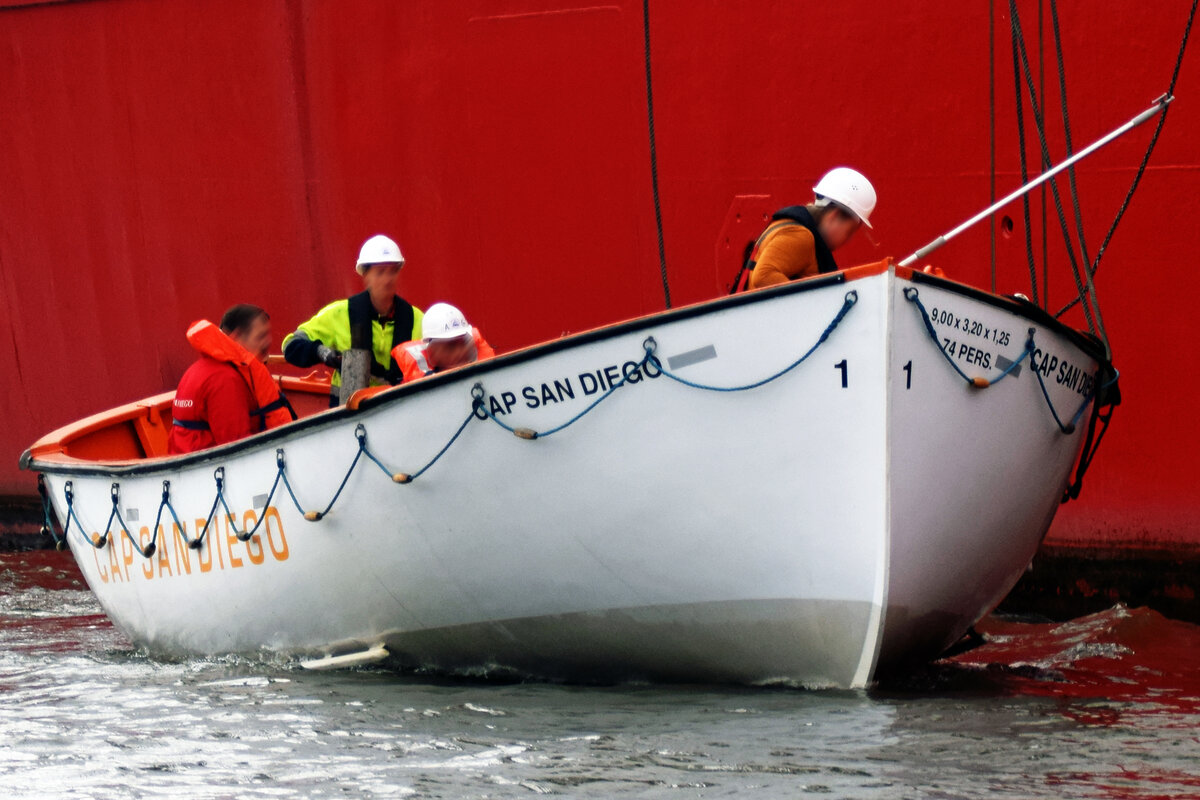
left=150, top=480, right=192, bottom=549
left=49, top=409, right=486, bottom=559
left=44, top=292, right=856, bottom=550
left=104, top=483, right=155, bottom=558
left=276, top=458, right=309, bottom=518
left=61, top=481, right=106, bottom=549
left=905, top=286, right=1096, bottom=433
left=356, top=423, right=407, bottom=482
left=299, top=426, right=370, bottom=521
left=270, top=438, right=362, bottom=521
left=649, top=290, right=859, bottom=392
left=276, top=409, right=481, bottom=521
left=393, top=410, right=477, bottom=479
left=904, top=287, right=1035, bottom=388
left=193, top=467, right=244, bottom=549
left=226, top=453, right=291, bottom=541
left=475, top=290, right=858, bottom=438
left=473, top=353, right=655, bottom=440
left=1031, top=361, right=1094, bottom=434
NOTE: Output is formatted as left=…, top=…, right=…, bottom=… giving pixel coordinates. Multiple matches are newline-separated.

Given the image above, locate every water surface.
left=1, top=550, right=1196, bottom=798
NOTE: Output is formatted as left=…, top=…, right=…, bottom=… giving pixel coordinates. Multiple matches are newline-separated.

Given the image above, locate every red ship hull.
left=1, top=1, right=1196, bottom=611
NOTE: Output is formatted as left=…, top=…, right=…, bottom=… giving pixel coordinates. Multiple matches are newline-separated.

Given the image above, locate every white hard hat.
left=813, top=167, right=877, bottom=228
left=422, top=302, right=473, bottom=341
left=355, top=234, right=405, bottom=275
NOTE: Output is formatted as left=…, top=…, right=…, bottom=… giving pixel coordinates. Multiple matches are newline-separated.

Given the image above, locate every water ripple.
left=0, top=552, right=1196, bottom=798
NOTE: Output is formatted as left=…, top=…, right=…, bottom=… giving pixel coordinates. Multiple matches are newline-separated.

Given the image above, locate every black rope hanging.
left=1008, top=0, right=1107, bottom=348
left=642, top=0, right=672, bottom=309
left=1056, top=0, right=1198, bottom=318
left=1008, top=7, right=1040, bottom=307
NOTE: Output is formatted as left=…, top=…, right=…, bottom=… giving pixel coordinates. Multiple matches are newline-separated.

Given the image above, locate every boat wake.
left=882, top=604, right=1200, bottom=713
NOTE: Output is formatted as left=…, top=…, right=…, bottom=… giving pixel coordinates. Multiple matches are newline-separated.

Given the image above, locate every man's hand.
left=316, top=345, right=342, bottom=369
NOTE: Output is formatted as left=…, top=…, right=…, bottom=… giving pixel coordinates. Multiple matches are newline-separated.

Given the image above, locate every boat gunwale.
left=22, top=261, right=1105, bottom=477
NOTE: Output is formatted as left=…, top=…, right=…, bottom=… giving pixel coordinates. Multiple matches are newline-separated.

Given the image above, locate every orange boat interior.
left=28, top=372, right=336, bottom=464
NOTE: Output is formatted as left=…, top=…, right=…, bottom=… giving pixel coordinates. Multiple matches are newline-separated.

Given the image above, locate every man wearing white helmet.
left=391, top=303, right=494, bottom=383
left=282, top=234, right=424, bottom=404
left=745, top=167, right=877, bottom=290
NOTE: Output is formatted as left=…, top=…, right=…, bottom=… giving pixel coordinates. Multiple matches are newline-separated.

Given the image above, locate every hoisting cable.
left=1009, top=9, right=1040, bottom=306
left=1009, top=0, right=1106, bottom=348
left=642, top=0, right=672, bottom=309
left=989, top=0, right=997, bottom=293
left=1048, top=0, right=1093, bottom=281
left=1056, top=0, right=1198, bottom=318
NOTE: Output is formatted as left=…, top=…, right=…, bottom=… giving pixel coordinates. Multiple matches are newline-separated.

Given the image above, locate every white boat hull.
left=29, top=265, right=1102, bottom=688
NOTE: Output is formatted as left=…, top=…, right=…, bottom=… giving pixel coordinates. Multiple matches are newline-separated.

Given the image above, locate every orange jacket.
left=391, top=328, right=495, bottom=383
left=748, top=221, right=822, bottom=289
left=182, top=320, right=294, bottom=431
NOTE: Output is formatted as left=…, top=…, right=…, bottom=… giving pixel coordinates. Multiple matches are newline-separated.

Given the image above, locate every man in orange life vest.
left=168, top=304, right=296, bottom=455
left=391, top=303, right=494, bottom=383
left=746, top=167, right=877, bottom=289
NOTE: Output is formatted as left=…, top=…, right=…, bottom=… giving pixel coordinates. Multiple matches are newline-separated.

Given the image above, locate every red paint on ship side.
left=1, top=2, right=1197, bottom=563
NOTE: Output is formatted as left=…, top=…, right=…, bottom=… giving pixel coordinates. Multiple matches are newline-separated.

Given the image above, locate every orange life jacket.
left=391, top=328, right=495, bottom=383
left=185, top=320, right=296, bottom=431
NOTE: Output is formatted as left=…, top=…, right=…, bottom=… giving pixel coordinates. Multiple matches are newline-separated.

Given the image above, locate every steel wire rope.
left=1009, top=0, right=1104, bottom=344
left=1056, top=0, right=1198, bottom=318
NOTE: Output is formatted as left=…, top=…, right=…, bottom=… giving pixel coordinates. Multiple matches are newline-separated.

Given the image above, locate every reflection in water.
left=0, top=550, right=1196, bottom=798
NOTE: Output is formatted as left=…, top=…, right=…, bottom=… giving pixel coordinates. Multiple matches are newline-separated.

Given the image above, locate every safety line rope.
left=647, top=291, right=858, bottom=392
left=52, top=279, right=1104, bottom=558
left=904, top=288, right=1032, bottom=388
left=904, top=287, right=1094, bottom=433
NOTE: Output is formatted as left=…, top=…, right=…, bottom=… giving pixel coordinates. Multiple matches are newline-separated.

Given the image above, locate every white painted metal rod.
left=899, top=94, right=1173, bottom=267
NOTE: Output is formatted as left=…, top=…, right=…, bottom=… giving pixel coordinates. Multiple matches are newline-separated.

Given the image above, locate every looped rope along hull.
left=903, top=286, right=1097, bottom=434
left=150, top=480, right=192, bottom=549
left=904, top=288, right=1033, bottom=389
left=62, top=480, right=106, bottom=549
left=475, top=347, right=655, bottom=440
left=648, top=291, right=858, bottom=393
left=105, top=482, right=154, bottom=558
left=476, top=289, right=858, bottom=439
left=28, top=268, right=1115, bottom=687
left=45, top=271, right=1107, bottom=575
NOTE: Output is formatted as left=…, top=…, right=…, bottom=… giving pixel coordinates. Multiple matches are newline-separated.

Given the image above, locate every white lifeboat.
left=22, top=261, right=1110, bottom=688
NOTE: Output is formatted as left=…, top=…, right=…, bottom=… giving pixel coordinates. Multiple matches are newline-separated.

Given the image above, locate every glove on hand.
left=316, top=345, right=342, bottom=368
